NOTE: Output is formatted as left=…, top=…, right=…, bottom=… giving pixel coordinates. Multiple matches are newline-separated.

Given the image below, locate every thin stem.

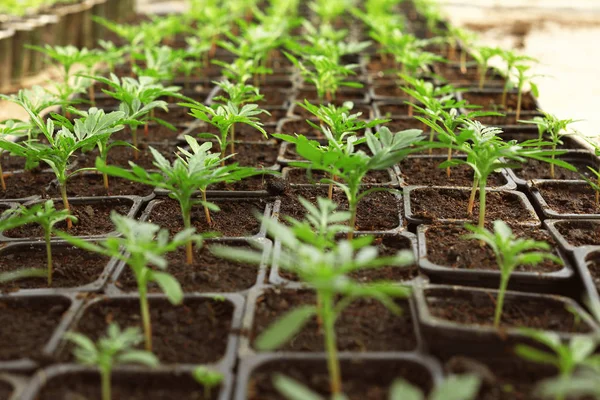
left=183, top=207, right=194, bottom=265
left=428, top=129, right=434, bottom=155
left=0, top=161, right=6, bottom=190
left=516, top=89, right=523, bottom=121
left=101, top=368, right=111, bottom=400
left=138, top=283, right=152, bottom=351
left=45, top=229, right=52, bottom=286
left=320, top=292, right=342, bottom=395
left=201, top=189, right=212, bottom=226
left=60, top=183, right=73, bottom=230
left=460, top=50, right=467, bottom=74
left=501, top=83, right=508, bottom=109
left=347, top=201, right=357, bottom=240
left=89, top=84, right=95, bottom=107
left=446, top=147, right=452, bottom=177
left=328, top=173, right=335, bottom=200
left=478, top=179, right=487, bottom=229
left=230, top=124, right=235, bottom=156
left=494, top=273, right=510, bottom=328
left=103, top=172, right=110, bottom=191
left=478, top=66, right=487, bottom=90
left=131, top=126, right=139, bottom=161
left=596, top=174, right=600, bottom=208
left=467, top=178, right=479, bottom=216
left=550, top=144, right=556, bottom=179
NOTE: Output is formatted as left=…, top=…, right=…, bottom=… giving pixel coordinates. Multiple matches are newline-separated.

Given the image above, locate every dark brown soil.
left=0, top=381, right=12, bottom=399
left=444, top=356, right=555, bottom=400
left=59, top=297, right=233, bottom=364
left=424, top=225, right=563, bottom=272
left=277, top=119, right=323, bottom=138
left=462, top=92, right=537, bottom=113
left=553, top=220, right=600, bottom=247
left=111, top=123, right=184, bottom=143
left=0, top=244, right=110, bottom=291
left=427, top=289, right=590, bottom=332
left=1, top=153, right=27, bottom=171
left=247, top=358, right=433, bottom=400
left=192, top=122, right=270, bottom=142
left=0, top=172, right=54, bottom=200
left=145, top=198, right=265, bottom=237
left=434, top=65, right=505, bottom=87
left=409, top=188, right=535, bottom=224
left=285, top=168, right=393, bottom=185
left=250, top=288, right=417, bottom=352
left=278, top=186, right=401, bottom=231
left=4, top=198, right=134, bottom=239
left=260, top=107, right=287, bottom=124
left=291, top=104, right=372, bottom=120
left=400, top=158, right=507, bottom=187
left=295, top=88, right=367, bottom=103
left=226, top=143, right=278, bottom=167
left=210, top=173, right=279, bottom=192
left=262, top=89, right=292, bottom=106
left=512, top=157, right=594, bottom=181
left=535, top=182, right=600, bottom=215
left=0, top=296, right=70, bottom=361
left=383, top=117, right=428, bottom=131
left=367, top=57, right=397, bottom=73
left=115, top=242, right=260, bottom=293
left=376, top=102, right=410, bottom=117
left=77, top=142, right=180, bottom=169
left=37, top=371, right=220, bottom=400
left=372, top=84, right=408, bottom=99
left=50, top=173, right=154, bottom=198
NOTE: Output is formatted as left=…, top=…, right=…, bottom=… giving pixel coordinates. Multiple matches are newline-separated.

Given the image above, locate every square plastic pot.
left=528, top=180, right=600, bottom=220
left=413, top=283, right=599, bottom=358
left=417, top=224, right=575, bottom=294
left=544, top=219, right=600, bottom=254
left=281, top=166, right=400, bottom=188
left=0, top=372, right=28, bottom=400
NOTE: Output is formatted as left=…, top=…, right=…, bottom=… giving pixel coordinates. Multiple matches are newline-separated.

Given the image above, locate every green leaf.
left=389, top=379, right=424, bottom=400
left=255, top=306, right=316, bottom=351
left=273, top=374, right=324, bottom=400
left=0, top=268, right=47, bottom=283
left=116, top=350, right=160, bottom=367
left=430, top=375, right=481, bottom=400
left=150, top=271, right=183, bottom=305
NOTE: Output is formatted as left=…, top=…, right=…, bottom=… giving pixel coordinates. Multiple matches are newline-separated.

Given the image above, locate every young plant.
left=285, top=52, right=362, bottom=102
left=95, top=136, right=269, bottom=263
left=516, top=329, right=599, bottom=400
left=0, top=120, right=32, bottom=190
left=273, top=372, right=481, bottom=400
left=192, top=366, right=224, bottom=400
left=182, top=100, right=268, bottom=158
left=510, top=63, right=541, bottom=121
left=463, top=220, right=562, bottom=328
left=447, top=25, right=477, bottom=71
left=275, top=127, right=423, bottom=239
left=399, top=74, right=457, bottom=119
left=471, top=46, right=501, bottom=90
left=211, top=204, right=414, bottom=396
left=65, top=323, right=158, bottom=400
left=0, top=200, right=77, bottom=286
left=522, top=111, right=579, bottom=179
left=438, top=120, right=575, bottom=227
left=498, top=50, right=537, bottom=108
left=0, top=86, right=60, bottom=140
left=58, top=212, right=201, bottom=351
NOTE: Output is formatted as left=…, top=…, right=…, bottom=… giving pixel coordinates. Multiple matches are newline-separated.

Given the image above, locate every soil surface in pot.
left=278, top=234, right=418, bottom=283
left=145, top=198, right=266, bottom=237
left=0, top=245, right=110, bottom=291
left=476, top=113, right=540, bottom=126
left=262, top=89, right=291, bottom=106
left=444, top=355, right=555, bottom=400
left=376, top=102, right=411, bottom=117
left=434, top=65, right=505, bottom=87
left=553, top=220, right=600, bottom=247
left=278, top=119, right=323, bottom=137
left=535, top=182, right=599, bottom=215
left=3, top=198, right=134, bottom=239
left=512, top=158, right=593, bottom=181
left=409, top=188, right=535, bottom=224
left=193, top=122, right=269, bottom=142
left=112, top=123, right=184, bottom=143
left=0, top=296, right=70, bottom=361
left=50, top=173, right=154, bottom=198
left=0, top=172, right=54, bottom=200
left=247, top=358, right=433, bottom=400
left=37, top=372, right=220, bottom=400
left=77, top=142, right=179, bottom=169
left=424, top=225, right=563, bottom=272
left=462, top=92, right=537, bottom=112
left=426, top=289, right=590, bottom=332
left=1, top=153, right=27, bottom=171
left=285, top=168, right=392, bottom=185
left=0, top=382, right=11, bottom=399
left=383, top=117, right=428, bottom=131
left=251, top=288, right=417, bottom=352
left=400, top=158, right=507, bottom=187
left=59, top=297, right=233, bottom=364
left=291, top=104, right=372, bottom=120
left=226, top=142, right=278, bottom=167
left=278, top=186, right=401, bottom=231
left=115, top=242, right=260, bottom=293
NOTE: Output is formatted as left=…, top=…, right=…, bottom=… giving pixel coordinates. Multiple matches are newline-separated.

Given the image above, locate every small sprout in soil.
left=498, top=49, right=537, bottom=108
left=211, top=204, right=414, bottom=395
left=183, top=99, right=269, bottom=159
left=471, top=46, right=501, bottom=90
left=509, top=62, right=541, bottom=121
left=58, top=212, right=202, bottom=351
left=192, top=365, right=224, bottom=400
left=463, top=220, right=561, bottom=328
left=399, top=74, right=457, bottom=120
left=65, top=323, right=159, bottom=400
left=95, top=135, right=271, bottom=263
left=516, top=328, right=599, bottom=400
left=521, top=110, right=579, bottom=179
left=285, top=52, right=362, bottom=102
left=0, top=200, right=77, bottom=286
left=309, top=0, right=349, bottom=25
left=446, top=25, right=477, bottom=71
left=275, top=126, right=423, bottom=238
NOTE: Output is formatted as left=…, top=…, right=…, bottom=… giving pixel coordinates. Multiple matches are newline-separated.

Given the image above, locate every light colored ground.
left=439, top=0, right=600, bottom=139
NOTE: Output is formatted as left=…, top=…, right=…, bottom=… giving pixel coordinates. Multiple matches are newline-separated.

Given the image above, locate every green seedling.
left=464, top=220, right=561, bottom=328
left=510, top=63, right=541, bottom=121
left=59, top=212, right=201, bottom=351
left=211, top=202, right=414, bottom=396
left=275, top=127, right=423, bottom=238
left=65, top=323, right=159, bottom=400
left=213, top=57, right=272, bottom=86
left=182, top=100, right=268, bottom=158
left=273, top=372, right=481, bottom=400
left=0, top=120, right=32, bottom=190
left=193, top=366, right=224, bottom=400
left=0, top=200, right=77, bottom=286
left=516, top=329, right=600, bottom=400
left=97, top=40, right=127, bottom=74
left=309, top=0, right=352, bottom=25
left=447, top=25, right=477, bottom=71
left=472, top=46, right=501, bottom=90
left=0, top=86, right=60, bottom=140
left=400, top=74, right=457, bottom=120
left=498, top=50, right=537, bottom=108
left=95, top=136, right=270, bottom=263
